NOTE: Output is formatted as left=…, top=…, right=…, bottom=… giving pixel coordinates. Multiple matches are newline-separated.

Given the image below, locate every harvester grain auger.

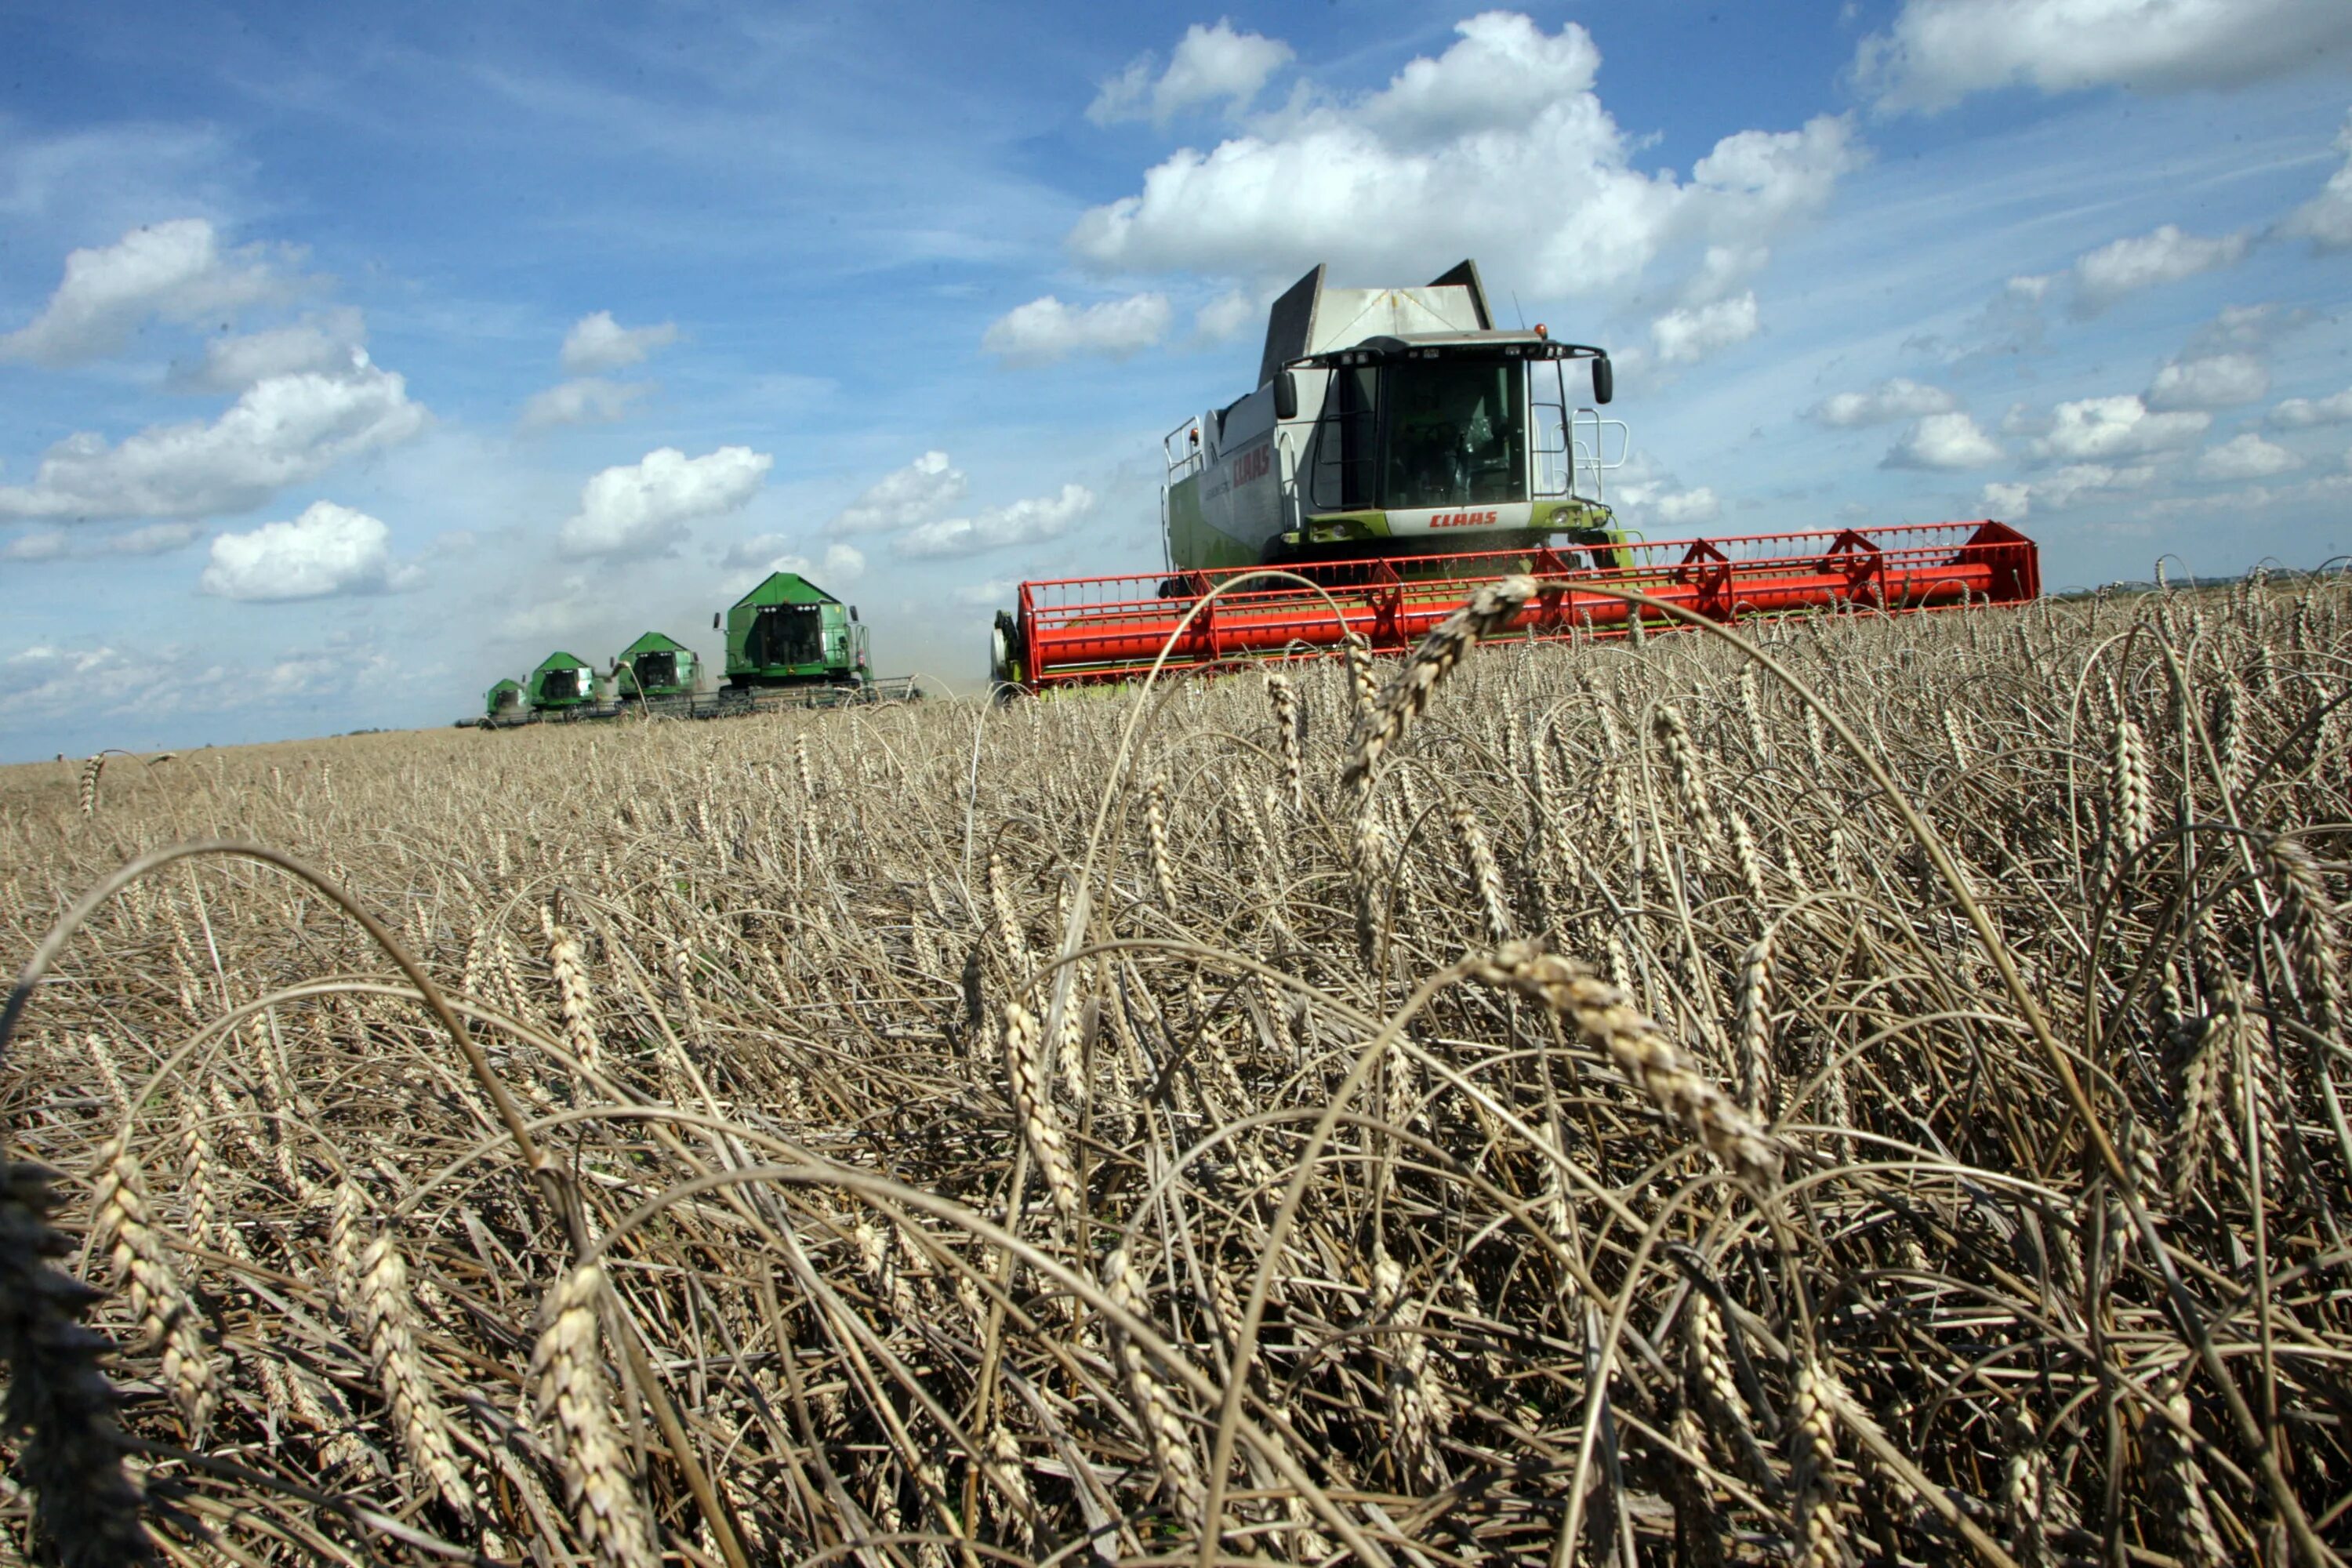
left=988, top=260, right=2038, bottom=689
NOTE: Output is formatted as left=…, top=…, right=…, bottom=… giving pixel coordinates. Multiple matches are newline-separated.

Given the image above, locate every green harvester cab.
left=718, top=572, right=869, bottom=691
left=526, top=652, right=597, bottom=712
left=612, top=631, right=700, bottom=701
left=484, top=678, right=524, bottom=720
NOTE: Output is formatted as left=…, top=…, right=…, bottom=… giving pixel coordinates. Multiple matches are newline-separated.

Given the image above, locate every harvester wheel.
left=989, top=609, right=1026, bottom=693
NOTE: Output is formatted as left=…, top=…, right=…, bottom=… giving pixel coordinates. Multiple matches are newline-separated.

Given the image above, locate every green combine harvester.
left=483, top=678, right=524, bottom=724
left=713, top=571, right=913, bottom=709
left=526, top=652, right=599, bottom=716
left=460, top=572, right=918, bottom=728
left=612, top=630, right=700, bottom=703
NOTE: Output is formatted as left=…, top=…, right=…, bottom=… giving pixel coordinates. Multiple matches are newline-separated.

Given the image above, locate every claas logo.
left=1432, top=510, right=1500, bottom=528
left=1228, top=445, right=1272, bottom=487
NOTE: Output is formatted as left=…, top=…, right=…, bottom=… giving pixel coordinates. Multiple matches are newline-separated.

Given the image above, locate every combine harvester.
left=988, top=261, right=2038, bottom=689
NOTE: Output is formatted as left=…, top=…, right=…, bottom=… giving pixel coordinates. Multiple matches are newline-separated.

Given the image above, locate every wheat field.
left=2, top=577, right=2347, bottom=1567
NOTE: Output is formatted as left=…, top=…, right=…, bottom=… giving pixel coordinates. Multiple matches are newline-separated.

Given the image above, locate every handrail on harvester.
left=1011, top=520, right=2037, bottom=688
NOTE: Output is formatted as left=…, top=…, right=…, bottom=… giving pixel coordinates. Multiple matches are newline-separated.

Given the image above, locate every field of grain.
left=2, top=578, right=2347, bottom=1567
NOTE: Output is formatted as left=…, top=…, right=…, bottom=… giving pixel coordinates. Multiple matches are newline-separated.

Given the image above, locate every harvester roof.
left=619, top=630, right=691, bottom=657
left=532, top=651, right=591, bottom=673
left=731, top=572, right=840, bottom=611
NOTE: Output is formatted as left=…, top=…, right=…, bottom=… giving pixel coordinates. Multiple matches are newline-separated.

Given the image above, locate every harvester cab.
left=1160, top=260, right=1628, bottom=576
left=613, top=631, right=700, bottom=702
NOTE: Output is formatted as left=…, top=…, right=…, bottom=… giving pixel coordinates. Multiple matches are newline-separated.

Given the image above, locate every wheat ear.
left=354, top=1230, right=477, bottom=1517
left=89, top=1135, right=216, bottom=1439
left=1344, top=575, right=1534, bottom=795
left=1002, top=1002, right=1080, bottom=1228
left=1, top=1161, right=154, bottom=1566
left=1472, top=942, right=1780, bottom=1185
left=1102, top=1247, right=1204, bottom=1518
left=532, top=1263, right=661, bottom=1568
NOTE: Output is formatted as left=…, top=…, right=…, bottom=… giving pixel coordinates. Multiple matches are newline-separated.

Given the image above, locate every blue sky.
left=2, top=0, right=2348, bottom=760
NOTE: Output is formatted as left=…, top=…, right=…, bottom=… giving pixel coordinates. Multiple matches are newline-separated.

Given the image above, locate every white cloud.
left=1857, top=0, right=2352, bottom=114
left=1650, top=292, right=1759, bottom=365
left=1981, top=481, right=2032, bottom=518
left=560, top=445, right=773, bottom=558
left=1087, top=20, right=1294, bottom=127
left=895, top=483, right=1096, bottom=558
left=1985, top=464, right=2159, bottom=517
left=982, top=293, right=1171, bottom=363
left=2071, top=224, right=2249, bottom=315
left=1613, top=472, right=1721, bottom=530
left=2270, top=388, right=2352, bottom=428
left=519, top=377, right=648, bottom=430
left=1069, top=16, right=1860, bottom=299
left=1193, top=288, right=1257, bottom=343
left=1811, top=376, right=1959, bottom=426
left=2280, top=112, right=2352, bottom=252
left=2031, top=394, right=2209, bottom=460
left=0, top=362, right=427, bottom=521
left=2144, top=352, right=2268, bottom=410
left=743, top=541, right=869, bottom=592
left=826, top=450, right=967, bottom=536
left=3, top=521, right=204, bottom=562
left=1884, top=411, right=2004, bottom=469
left=2195, top=432, right=2303, bottom=481
left=198, top=501, right=419, bottom=601
left=0, top=218, right=296, bottom=366
left=170, top=308, right=367, bottom=392
left=559, top=310, right=678, bottom=374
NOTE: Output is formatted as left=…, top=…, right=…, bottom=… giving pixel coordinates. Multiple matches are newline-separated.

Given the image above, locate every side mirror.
left=712, top=612, right=720, bottom=630
left=850, top=605, right=859, bottom=623
left=1591, top=354, right=1614, bottom=406
left=1272, top=369, right=1298, bottom=422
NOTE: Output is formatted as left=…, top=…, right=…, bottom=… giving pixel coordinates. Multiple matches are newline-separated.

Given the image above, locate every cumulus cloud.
left=1810, top=377, right=1959, bottom=426
left=0, top=218, right=298, bottom=366
left=561, top=445, right=773, bottom=558
left=982, top=293, right=1171, bottom=363
left=0, top=361, right=427, bottom=522
left=169, top=308, right=367, bottom=393
left=3, top=521, right=203, bottom=562
left=826, top=451, right=967, bottom=536
left=1884, top=412, right=2004, bottom=469
left=1613, top=469, right=1722, bottom=529
left=1193, top=288, right=1257, bottom=343
left=895, top=484, right=1096, bottom=558
left=2032, top=463, right=2155, bottom=509
left=559, top=310, right=678, bottom=374
left=1856, top=0, right=2352, bottom=114
left=1981, top=481, right=2033, bottom=517
left=519, top=377, right=648, bottom=430
left=743, top=541, right=869, bottom=590
left=2280, top=111, right=2352, bottom=252
left=1088, top=20, right=1294, bottom=126
left=1650, top=292, right=1759, bottom=365
left=2031, top=395, right=2209, bottom=460
left=2270, top=387, right=2352, bottom=427
left=2145, top=352, right=2268, bottom=410
left=2195, top=432, right=2303, bottom=481
left=198, top=501, right=419, bottom=601
left=2071, top=224, right=2249, bottom=315
left=1069, top=15, right=1860, bottom=299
